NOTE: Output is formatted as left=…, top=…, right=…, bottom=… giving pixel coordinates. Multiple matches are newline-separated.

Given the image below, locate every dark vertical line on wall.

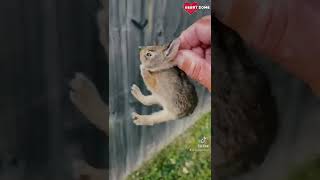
left=42, top=0, right=64, bottom=178
left=20, top=0, right=49, bottom=179
left=123, top=0, right=130, bottom=118
left=104, top=0, right=109, bottom=103
left=104, top=0, right=110, bottom=172
left=17, top=0, right=28, bottom=158
left=138, top=0, right=146, bottom=113
left=140, top=0, right=145, bottom=44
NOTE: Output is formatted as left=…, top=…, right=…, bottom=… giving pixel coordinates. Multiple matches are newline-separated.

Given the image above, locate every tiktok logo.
left=199, top=136, right=207, bottom=144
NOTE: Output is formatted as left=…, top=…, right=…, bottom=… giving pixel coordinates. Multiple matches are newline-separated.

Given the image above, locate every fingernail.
left=215, top=0, right=233, bottom=20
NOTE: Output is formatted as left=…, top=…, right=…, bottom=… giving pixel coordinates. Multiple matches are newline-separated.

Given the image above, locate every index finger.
left=179, top=15, right=211, bottom=49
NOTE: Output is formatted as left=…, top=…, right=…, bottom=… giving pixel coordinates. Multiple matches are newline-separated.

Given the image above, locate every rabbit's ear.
left=164, top=38, right=180, bottom=60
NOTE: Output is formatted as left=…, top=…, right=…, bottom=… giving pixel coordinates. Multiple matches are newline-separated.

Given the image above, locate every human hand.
left=215, top=0, right=320, bottom=95
left=175, top=15, right=211, bottom=92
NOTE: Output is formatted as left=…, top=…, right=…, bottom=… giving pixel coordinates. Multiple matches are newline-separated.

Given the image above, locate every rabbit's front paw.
left=131, top=84, right=143, bottom=100
left=131, top=112, right=153, bottom=126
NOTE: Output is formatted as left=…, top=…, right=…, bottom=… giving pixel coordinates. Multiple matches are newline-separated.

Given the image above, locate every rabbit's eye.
left=146, top=52, right=152, bottom=57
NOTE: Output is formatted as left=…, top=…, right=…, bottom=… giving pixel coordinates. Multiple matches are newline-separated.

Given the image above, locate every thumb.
left=175, top=50, right=211, bottom=91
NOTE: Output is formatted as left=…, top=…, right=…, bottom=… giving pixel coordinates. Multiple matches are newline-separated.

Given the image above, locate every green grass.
left=127, top=112, right=211, bottom=180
